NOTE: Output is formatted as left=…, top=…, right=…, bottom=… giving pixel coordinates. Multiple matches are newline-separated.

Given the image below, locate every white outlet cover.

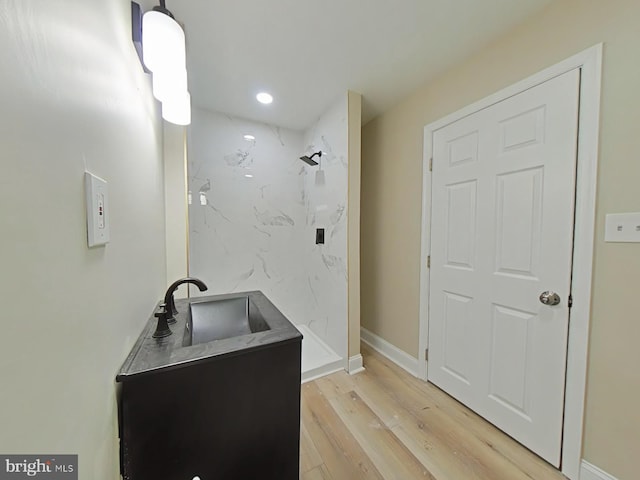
left=605, top=212, right=640, bottom=243
left=85, top=172, right=110, bottom=247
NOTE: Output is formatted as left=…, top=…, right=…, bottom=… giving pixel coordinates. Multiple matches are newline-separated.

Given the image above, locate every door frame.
left=418, top=44, right=602, bottom=480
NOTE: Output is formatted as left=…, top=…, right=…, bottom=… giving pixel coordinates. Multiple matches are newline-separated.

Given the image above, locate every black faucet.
left=152, top=277, right=208, bottom=338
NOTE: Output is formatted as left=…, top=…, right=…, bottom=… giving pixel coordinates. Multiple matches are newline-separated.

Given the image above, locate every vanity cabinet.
left=116, top=292, right=302, bottom=480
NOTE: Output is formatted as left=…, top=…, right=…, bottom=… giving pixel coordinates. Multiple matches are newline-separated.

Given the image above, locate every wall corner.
left=347, top=90, right=363, bottom=360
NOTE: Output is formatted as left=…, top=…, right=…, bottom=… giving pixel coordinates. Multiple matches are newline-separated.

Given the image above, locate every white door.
left=427, top=69, right=580, bottom=466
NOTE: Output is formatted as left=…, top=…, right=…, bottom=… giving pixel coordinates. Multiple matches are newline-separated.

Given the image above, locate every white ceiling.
left=151, top=0, right=555, bottom=130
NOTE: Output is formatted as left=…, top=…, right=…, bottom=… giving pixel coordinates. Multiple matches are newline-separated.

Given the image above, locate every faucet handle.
left=152, top=303, right=173, bottom=339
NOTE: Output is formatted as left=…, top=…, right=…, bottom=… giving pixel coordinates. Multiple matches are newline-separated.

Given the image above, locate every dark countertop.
left=116, top=290, right=302, bottom=382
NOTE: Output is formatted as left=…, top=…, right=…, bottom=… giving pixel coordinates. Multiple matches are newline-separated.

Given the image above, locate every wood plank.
left=328, top=388, right=436, bottom=480
left=323, top=369, right=470, bottom=480
left=316, top=372, right=402, bottom=429
left=363, top=344, right=563, bottom=477
left=318, top=366, right=483, bottom=480
left=300, top=421, right=323, bottom=474
left=361, top=351, right=515, bottom=479
left=361, top=345, right=564, bottom=480
left=301, top=382, right=385, bottom=480
left=416, top=381, right=562, bottom=479
left=302, top=464, right=333, bottom=480
left=301, top=345, right=565, bottom=480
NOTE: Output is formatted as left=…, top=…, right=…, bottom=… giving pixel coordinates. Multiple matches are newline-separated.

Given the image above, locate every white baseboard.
left=301, top=362, right=344, bottom=384
left=348, top=354, right=365, bottom=375
left=580, top=461, right=618, bottom=480
left=360, top=328, right=419, bottom=377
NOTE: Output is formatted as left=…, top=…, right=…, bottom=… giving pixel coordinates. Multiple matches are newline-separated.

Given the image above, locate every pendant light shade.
left=142, top=11, right=185, bottom=73
left=162, top=91, right=191, bottom=126
left=141, top=4, right=191, bottom=126
left=152, top=68, right=188, bottom=103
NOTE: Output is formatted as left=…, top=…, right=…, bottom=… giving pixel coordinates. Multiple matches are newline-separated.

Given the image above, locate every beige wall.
left=0, top=1, right=166, bottom=477
left=348, top=91, right=363, bottom=360
left=361, top=0, right=640, bottom=478
left=163, top=123, right=189, bottom=298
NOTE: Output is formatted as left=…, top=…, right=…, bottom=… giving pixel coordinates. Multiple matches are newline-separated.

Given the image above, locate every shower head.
left=300, top=151, right=322, bottom=166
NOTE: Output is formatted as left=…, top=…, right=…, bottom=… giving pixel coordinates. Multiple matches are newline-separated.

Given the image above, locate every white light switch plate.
left=85, top=172, right=110, bottom=247
left=605, top=212, right=640, bottom=243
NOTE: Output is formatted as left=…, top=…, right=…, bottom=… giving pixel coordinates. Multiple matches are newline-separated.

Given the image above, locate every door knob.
left=539, top=291, right=561, bottom=306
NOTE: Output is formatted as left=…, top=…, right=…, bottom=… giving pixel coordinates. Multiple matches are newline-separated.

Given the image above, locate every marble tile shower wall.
left=187, top=103, right=348, bottom=360
left=301, top=96, right=348, bottom=360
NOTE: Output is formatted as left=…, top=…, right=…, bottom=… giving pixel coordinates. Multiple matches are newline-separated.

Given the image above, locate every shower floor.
left=296, top=324, right=343, bottom=383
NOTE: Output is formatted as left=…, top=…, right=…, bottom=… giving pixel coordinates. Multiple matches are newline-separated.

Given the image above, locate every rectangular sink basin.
left=183, top=296, right=271, bottom=347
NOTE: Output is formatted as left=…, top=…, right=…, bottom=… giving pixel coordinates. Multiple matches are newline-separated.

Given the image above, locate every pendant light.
left=142, top=1, right=191, bottom=125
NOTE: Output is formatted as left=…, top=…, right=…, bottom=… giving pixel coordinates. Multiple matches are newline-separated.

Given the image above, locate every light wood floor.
left=300, top=344, right=566, bottom=480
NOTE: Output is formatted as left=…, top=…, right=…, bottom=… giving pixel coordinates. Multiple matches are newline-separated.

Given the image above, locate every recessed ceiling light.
left=243, top=134, right=255, bottom=141
left=256, top=92, right=273, bottom=105
left=244, top=174, right=254, bottom=178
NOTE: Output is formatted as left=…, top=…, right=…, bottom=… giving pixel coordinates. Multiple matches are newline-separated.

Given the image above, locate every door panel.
left=428, top=69, right=580, bottom=466
left=445, top=180, right=477, bottom=269
left=488, top=304, right=535, bottom=420
left=442, top=291, right=474, bottom=385
left=494, top=167, right=543, bottom=278
left=499, top=105, right=546, bottom=152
